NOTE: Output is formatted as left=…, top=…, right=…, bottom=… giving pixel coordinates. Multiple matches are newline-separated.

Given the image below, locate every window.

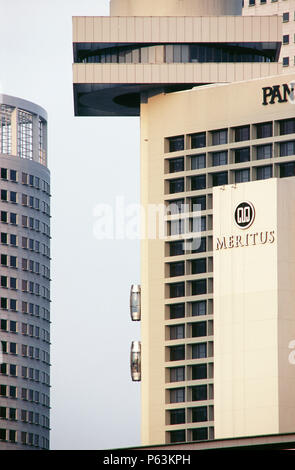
left=234, top=125, right=250, bottom=142
left=169, top=219, right=185, bottom=236
left=192, top=301, right=206, bottom=316
left=191, top=154, right=206, bottom=170
left=249, top=0, right=255, bottom=5
left=169, top=241, right=184, bottom=256
left=280, top=162, right=295, bottom=178
left=10, top=213, right=17, bottom=225
left=235, top=147, right=250, bottom=163
left=280, top=141, right=295, bottom=157
left=212, top=151, right=227, bottom=166
left=170, top=409, right=185, bottom=425
left=192, top=342, right=207, bottom=359
left=191, top=364, right=207, bottom=380
left=191, top=428, right=208, bottom=441
left=169, top=178, right=184, bottom=194
left=170, top=262, right=185, bottom=277
left=283, top=34, right=290, bottom=45
left=170, top=325, right=185, bottom=340
left=191, top=385, right=207, bottom=401
left=170, top=367, right=185, bottom=382
left=257, top=144, right=272, bottom=160
left=191, top=322, right=207, bottom=338
left=170, top=388, right=185, bottom=403
left=170, top=345, right=185, bottom=361
left=256, top=165, right=273, bottom=180
left=10, top=192, right=17, bottom=203
left=170, top=430, right=185, bottom=443
left=192, top=406, right=207, bottom=422
left=279, top=119, right=295, bottom=135
left=191, top=132, right=206, bottom=149
left=0, top=211, right=7, bottom=223
left=283, top=12, right=289, bottom=23
left=191, top=279, right=207, bottom=296
left=235, top=169, right=250, bottom=183
left=211, top=129, right=227, bottom=146
left=191, top=196, right=206, bottom=211
left=169, top=157, right=184, bottom=173
left=191, top=216, right=206, bottom=233
left=191, top=258, right=206, bottom=274
left=256, top=121, right=272, bottom=139
left=192, top=237, right=206, bottom=254
left=191, top=175, right=206, bottom=190
left=170, top=303, right=185, bottom=319
left=168, top=136, right=184, bottom=152
left=10, top=170, right=17, bottom=182
left=283, top=57, right=289, bottom=67
left=212, top=172, right=228, bottom=187
left=167, top=199, right=185, bottom=215
left=170, top=282, right=185, bottom=298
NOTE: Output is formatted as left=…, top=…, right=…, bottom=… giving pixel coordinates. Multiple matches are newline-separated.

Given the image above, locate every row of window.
left=0, top=319, right=50, bottom=341
left=169, top=405, right=212, bottom=425
left=77, top=42, right=275, bottom=65
left=169, top=362, right=212, bottom=382
left=168, top=237, right=209, bottom=257
left=0, top=428, right=49, bottom=448
left=169, top=427, right=209, bottom=443
left=169, top=279, right=208, bottom=298
left=0, top=211, right=50, bottom=237
left=0, top=343, right=50, bottom=363
left=0, top=385, right=50, bottom=407
left=168, top=161, right=295, bottom=194
left=0, top=428, right=49, bottom=449
left=169, top=321, right=210, bottom=340
left=169, top=384, right=212, bottom=404
left=1, top=364, right=50, bottom=386
left=167, top=142, right=295, bottom=175
left=168, top=258, right=209, bottom=277
left=167, top=119, right=295, bottom=153
left=0, top=285, right=50, bottom=305
left=0, top=254, right=50, bottom=272
left=166, top=196, right=209, bottom=215
left=21, top=303, right=50, bottom=322
left=168, top=300, right=208, bottom=319
left=0, top=168, right=50, bottom=195
left=0, top=191, right=50, bottom=214
left=169, top=342, right=211, bottom=361
left=0, top=408, right=49, bottom=429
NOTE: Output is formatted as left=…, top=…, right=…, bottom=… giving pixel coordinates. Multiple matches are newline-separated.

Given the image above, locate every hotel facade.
left=73, top=0, right=295, bottom=446
left=0, top=95, right=50, bottom=450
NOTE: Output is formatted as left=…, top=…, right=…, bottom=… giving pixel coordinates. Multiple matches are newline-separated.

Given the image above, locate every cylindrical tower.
left=110, top=0, right=242, bottom=17
left=0, top=95, right=50, bottom=450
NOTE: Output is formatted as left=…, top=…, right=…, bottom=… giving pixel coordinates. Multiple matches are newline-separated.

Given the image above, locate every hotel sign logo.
left=215, top=201, right=275, bottom=251
left=262, top=83, right=294, bottom=106
left=234, top=201, right=255, bottom=229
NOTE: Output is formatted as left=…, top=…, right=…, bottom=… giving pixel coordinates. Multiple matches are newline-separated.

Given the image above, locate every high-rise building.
left=0, top=95, right=50, bottom=450
left=72, top=0, right=295, bottom=447
left=243, top=0, right=295, bottom=71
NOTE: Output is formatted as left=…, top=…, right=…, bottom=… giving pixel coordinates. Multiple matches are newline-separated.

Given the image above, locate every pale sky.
left=0, top=0, right=141, bottom=450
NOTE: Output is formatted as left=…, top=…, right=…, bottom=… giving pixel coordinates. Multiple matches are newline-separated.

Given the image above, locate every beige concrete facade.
left=243, top=0, right=295, bottom=72
left=213, top=178, right=295, bottom=438
left=110, top=0, right=242, bottom=17
left=72, top=0, right=295, bottom=449
left=140, top=72, right=295, bottom=445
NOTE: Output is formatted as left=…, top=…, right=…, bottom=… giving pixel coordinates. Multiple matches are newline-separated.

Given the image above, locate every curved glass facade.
left=74, top=42, right=278, bottom=64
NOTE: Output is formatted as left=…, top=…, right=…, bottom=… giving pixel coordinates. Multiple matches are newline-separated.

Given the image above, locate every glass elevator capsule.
left=130, top=284, right=141, bottom=321
left=130, top=341, right=141, bottom=382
